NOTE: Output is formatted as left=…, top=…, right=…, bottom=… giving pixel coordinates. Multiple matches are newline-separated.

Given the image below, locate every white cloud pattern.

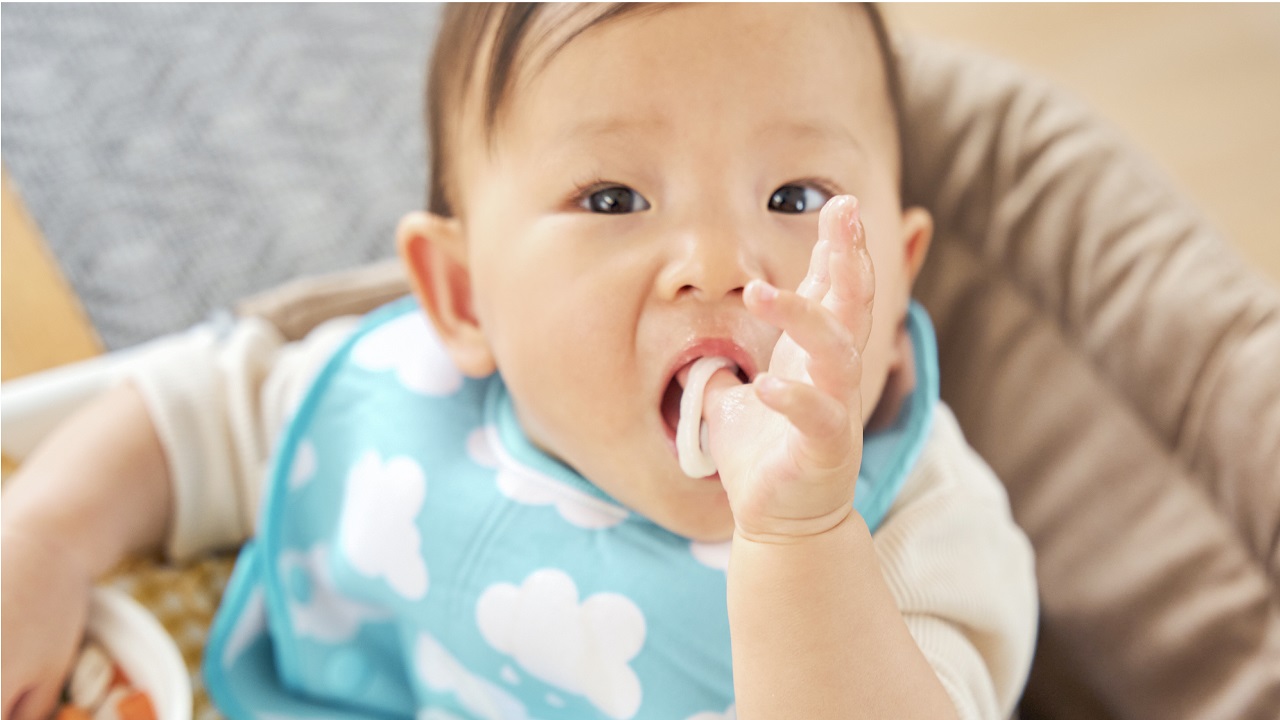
left=221, top=586, right=266, bottom=669
left=686, top=705, right=737, bottom=720
left=339, top=451, right=429, bottom=600
left=350, top=312, right=462, bottom=396
left=690, top=540, right=731, bottom=572
left=278, top=545, right=391, bottom=643
left=477, top=569, right=646, bottom=719
left=418, top=710, right=465, bottom=720
left=467, top=427, right=629, bottom=530
left=290, top=440, right=317, bottom=490
left=415, top=633, right=530, bottom=720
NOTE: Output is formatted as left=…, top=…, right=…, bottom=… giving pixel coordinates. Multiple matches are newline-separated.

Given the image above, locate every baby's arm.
left=730, top=407, right=1038, bottom=720
left=730, top=512, right=960, bottom=719
left=2, top=383, right=171, bottom=720
left=1, top=314, right=358, bottom=720
left=705, top=197, right=963, bottom=718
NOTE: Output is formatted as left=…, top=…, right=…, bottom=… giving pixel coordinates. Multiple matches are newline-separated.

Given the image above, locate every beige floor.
left=890, top=3, right=1280, bottom=283
left=3, top=4, right=1279, bottom=386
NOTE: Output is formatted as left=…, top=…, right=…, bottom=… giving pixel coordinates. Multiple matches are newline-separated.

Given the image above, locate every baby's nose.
left=660, top=224, right=763, bottom=302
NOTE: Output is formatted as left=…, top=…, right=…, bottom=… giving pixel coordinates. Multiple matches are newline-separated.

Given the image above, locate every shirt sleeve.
left=125, top=314, right=362, bottom=561
left=873, top=403, right=1039, bottom=720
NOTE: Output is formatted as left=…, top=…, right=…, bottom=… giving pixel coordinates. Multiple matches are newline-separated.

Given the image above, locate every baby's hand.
left=703, top=195, right=874, bottom=542
left=2, top=524, right=95, bottom=720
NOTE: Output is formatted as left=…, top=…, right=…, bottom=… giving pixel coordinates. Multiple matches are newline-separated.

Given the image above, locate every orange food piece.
left=54, top=707, right=92, bottom=720
left=115, top=691, right=157, bottom=720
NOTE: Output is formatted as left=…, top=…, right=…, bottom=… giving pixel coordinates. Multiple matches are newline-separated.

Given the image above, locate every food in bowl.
left=54, top=640, right=156, bottom=719
left=53, top=587, right=192, bottom=720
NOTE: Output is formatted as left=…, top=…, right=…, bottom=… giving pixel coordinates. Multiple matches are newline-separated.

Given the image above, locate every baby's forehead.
left=490, top=5, right=890, bottom=137
left=430, top=3, right=901, bottom=213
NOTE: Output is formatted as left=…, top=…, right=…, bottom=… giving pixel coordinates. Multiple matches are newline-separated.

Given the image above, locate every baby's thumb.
left=699, top=368, right=746, bottom=452
left=700, top=366, right=743, bottom=415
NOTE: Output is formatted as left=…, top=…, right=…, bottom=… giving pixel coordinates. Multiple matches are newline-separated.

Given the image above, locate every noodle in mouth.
left=677, top=356, right=737, bottom=478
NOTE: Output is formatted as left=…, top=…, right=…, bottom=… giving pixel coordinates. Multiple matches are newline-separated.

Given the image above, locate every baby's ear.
left=397, top=211, right=496, bottom=378
left=900, top=205, right=934, bottom=286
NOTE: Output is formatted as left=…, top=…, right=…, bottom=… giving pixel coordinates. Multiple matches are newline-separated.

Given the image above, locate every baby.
left=1, top=4, right=1038, bottom=720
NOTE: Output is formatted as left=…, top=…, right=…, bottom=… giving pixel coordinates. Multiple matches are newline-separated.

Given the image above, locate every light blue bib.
left=204, top=297, right=939, bottom=720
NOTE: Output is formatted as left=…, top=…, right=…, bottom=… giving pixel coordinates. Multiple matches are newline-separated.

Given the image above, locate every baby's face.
left=439, top=4, right=920, bottom=541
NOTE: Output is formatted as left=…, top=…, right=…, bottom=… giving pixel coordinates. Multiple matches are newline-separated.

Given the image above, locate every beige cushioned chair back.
left=899, top=39, right=1280, bottom=720
left=238, top=38, right=1280, bottom=720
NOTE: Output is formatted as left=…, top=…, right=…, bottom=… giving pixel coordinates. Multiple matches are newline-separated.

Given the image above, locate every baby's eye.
left=580, top=185, right=651, bottom=214
left=768, top=184, right=831, bottom=214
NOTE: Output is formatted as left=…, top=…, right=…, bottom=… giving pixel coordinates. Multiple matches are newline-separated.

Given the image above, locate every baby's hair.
left=424, top=3, right=904, bottom=219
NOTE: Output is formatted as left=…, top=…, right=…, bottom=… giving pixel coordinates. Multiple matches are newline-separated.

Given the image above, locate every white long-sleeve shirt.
left=127, top=313, right=1038, bottom=720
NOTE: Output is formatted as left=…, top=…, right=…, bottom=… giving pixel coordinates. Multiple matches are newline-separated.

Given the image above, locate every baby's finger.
left=821, top=196, right=876, bottom=351
left=795, top=238, right=831, bottom=301
left=745, top=280, right=858, bottom=399
left=754, top=373, right=854, bottom=468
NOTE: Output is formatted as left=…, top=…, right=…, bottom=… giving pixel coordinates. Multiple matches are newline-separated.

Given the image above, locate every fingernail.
left=849, top=199, right=865, bottom=250
left=756, top=372, right=783, bottom=394
left=753, top=280, right=778, bottom=302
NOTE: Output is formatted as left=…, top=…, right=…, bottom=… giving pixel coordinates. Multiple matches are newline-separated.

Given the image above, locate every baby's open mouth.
left=661, top=377, right=684, bottom=440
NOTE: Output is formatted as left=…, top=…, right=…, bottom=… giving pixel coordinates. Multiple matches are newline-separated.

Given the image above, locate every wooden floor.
left=1, top=172, right=103, bottom=381
left=3, top=4, right=1278, bottom=383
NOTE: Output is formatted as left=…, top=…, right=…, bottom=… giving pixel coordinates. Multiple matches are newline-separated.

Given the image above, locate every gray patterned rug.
left=2, top=3, right=443, bottom=349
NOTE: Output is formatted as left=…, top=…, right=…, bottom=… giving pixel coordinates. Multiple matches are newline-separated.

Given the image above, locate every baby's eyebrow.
left=555, top=115, right=670, bottom=145
left=752, top=119, right=865, bottom=154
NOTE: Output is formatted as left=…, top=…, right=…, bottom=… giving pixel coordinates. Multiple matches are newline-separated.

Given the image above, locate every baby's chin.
left=650, top=498, right=737, bottom=544
left=678, top=523, right=735, bottom=544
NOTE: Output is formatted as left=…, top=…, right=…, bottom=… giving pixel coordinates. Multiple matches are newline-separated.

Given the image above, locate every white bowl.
left=85, top=586, right=192, bottom=720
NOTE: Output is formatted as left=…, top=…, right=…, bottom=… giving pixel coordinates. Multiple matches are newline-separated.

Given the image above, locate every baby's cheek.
left=513, top=348, right=626, bottom=442
left=858, top=328, right=895, bottom=423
